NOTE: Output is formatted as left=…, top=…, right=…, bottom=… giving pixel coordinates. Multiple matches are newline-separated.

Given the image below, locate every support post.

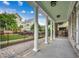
left=50, top=20, right=53, bottom=40
left=33, top=6, right=39, bottom=52
left=53, top=21, right=55, bottom=39
left=76, top=10, right=79, bottom=49
left=45, top=16, right=48, bottom=44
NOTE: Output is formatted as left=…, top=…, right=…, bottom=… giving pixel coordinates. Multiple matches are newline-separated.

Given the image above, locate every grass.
left=0, top=34, right=33, bottom=48
left=0, top=33, right=45, bottom=48
left=0, top=34, right=29, bottom=41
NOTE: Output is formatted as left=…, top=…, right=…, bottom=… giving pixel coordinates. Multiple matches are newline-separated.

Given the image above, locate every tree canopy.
left=31, top=24, right=42, bottom=31
left=0, top=14, right=18, bottom=31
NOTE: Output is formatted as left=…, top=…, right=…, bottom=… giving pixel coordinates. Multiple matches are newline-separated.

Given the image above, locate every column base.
left=50, top=39, right=52, bottom=41
left=33, top=48, right=39, bottom=52
left=50, top=37, right=53, bottom=40
left=76, top=45, right=79, bottom=50
left=44, top=41, right=49, bottom=44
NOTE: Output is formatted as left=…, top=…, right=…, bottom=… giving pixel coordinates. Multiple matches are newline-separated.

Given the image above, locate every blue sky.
left=0, top=1, right=45, bottom=25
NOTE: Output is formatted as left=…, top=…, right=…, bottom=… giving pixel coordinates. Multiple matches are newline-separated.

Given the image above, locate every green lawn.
left=0, top=33, right=45, bottom=48
left=0, top=34, right=34, bottom=48
left=0, top=34, right=29, bottom=41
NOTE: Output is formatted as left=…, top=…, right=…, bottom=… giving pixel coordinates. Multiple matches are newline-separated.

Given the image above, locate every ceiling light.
left=50, top=1, right=57, bottom=7
left=57, top=15, right=60, bottom=18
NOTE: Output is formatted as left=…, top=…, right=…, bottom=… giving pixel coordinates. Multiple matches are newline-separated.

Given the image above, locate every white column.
left=70, top=15, right=72, bottom=39
left=68, top=17, right=71, bottom=40
left=53, top=21, right=55, bottom=39
left=50, top=20, right=53, bottom=40
left=76, top=10, right=79, bottom=49
left=33, top=6, right=39, bottom=52
left=45, top=16, right=48, bottom=44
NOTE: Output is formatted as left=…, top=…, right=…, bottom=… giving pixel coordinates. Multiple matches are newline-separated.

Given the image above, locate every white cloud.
left=39, top=13, right=42, bottom=16
left=38, top=19, right=45, bottom=25
left=30, top=11, right=34, bottom=14
left=22, top=18, right=25, bottom=22
left=3, top=1, right=10, bottom=5
left=21, top=10, right=26, bottom=14
left=0, top=10, right=4, bottom=14
left=0, top=8, right=16, bottom=14
left=18, top=1, right=23, bottom=6
left=6, top=9, right=16, bottom=14
left=39, top=21, right=45, bottom=25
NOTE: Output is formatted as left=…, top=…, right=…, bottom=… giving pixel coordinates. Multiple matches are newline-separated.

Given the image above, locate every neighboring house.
left=21, top=19, right=34, bottom=31
left=0, top=12, right=34, bottom=32
left=12, top=13, right=34, bottom=31
left=15, top=13, right=22, bottom=27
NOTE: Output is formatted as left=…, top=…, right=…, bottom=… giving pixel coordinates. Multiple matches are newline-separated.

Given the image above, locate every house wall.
left=21, top=21, right=34, bottom=31
left=15, top=14, right=22, bottom=27
left=68, top=3, right=75, bottom=48
left=68, top=2, right=79, bottom=50
left=72, top=6, right=76, bottom=42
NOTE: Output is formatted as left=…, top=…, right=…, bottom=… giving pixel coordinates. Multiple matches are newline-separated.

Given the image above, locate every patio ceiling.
left=36, top=1, right=76, bottom=23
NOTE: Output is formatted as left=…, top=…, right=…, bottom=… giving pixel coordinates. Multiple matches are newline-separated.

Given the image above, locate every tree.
left=18, top=25, right=23, bottom=31
left=0, top=14, right=6, bottom=31
left=48, top=20, right=50, bottom=25
left=0, top=14, right=18, bottom=31
left=31, top=24, right=34, bottom=31
left=5, top=14, right=17, bottom=30
left=31, top=24, right=42, bottom=31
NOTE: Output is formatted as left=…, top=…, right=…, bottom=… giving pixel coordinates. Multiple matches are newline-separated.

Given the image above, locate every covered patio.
left=0, top=1, right=79, bottom=58
left=29, top=1, right=79, bottom=53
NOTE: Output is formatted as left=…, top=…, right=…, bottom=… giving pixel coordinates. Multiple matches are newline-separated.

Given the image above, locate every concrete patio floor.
left=0, top=37, right=79, bottom=58
left=22, top=37, right=79, bottom=58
